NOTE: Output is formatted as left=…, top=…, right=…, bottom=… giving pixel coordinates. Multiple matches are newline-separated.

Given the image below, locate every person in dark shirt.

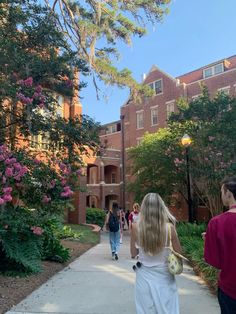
left=204, top=176, right=236, bottom=314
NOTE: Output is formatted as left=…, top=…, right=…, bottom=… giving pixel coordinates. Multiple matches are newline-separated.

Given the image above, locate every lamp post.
left=120, top=114, right=126, bottom=211
left=181, top=134, right=194, bottom=223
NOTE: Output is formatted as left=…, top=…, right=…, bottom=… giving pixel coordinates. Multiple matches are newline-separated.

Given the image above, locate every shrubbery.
left=86, top=207, right=106, bottom=228
left=177, top=223, right=218, bottom=292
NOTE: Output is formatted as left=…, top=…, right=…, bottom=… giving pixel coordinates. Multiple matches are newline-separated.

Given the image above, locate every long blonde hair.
left=137, top=193, right=176, bottom=256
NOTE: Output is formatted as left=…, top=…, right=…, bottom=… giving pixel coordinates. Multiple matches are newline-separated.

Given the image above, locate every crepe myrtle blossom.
left=0, top=145, right=28, bottom=205
left=60, top=186, right=74, bottom=198
left=31, top=226, right=43, bottom=236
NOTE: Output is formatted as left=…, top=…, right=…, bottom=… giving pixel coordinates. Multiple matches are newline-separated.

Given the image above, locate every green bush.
left=86, top=207, right=106, bottom=228
left=177, top=222, right=218, bottom=292
left=0, top=206, right=43, bottom=273
left=41, top=218, right=70, bottom=263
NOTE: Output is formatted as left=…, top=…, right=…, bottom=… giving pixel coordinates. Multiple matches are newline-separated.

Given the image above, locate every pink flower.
left=5, top=158, right=16, bottom=165
left=59, top=163, right=66, bottom=171
left=60, top=178, right=67, bottom=186
left=3, top=187, right=12, bottom=194
left=5, top=167, right=13, bottom=177
left=0, top=198, right=5, bottom=205
left=61, top=186, right=73, bottom=198
left=13, top=162, right=22, bottom=171
left=2, top=176, right=6, bottom=184
left=24, top=77, right=33, bottom=87
left=31, top=226, right=43, bottom=236
left=35, top=85, right=42, bottom=93
left=3, top=194, right=12, bottom=202
left=76, top=169, right=82, bottom=176
left=33, top=158, right=41, bottom=164
left=19, top=166, right=28, bottom=176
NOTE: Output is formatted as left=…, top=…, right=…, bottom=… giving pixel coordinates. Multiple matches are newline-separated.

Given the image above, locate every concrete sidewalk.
left=6, top=231, right=220, bottom=314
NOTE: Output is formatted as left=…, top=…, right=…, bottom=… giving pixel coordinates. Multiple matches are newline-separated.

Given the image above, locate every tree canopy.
left=45, top=0, right=171, bottom=98
left=128, top=88, right=236, bottom=217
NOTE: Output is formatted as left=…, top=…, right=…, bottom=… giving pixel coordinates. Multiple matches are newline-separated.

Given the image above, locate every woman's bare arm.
left=171, top=224, right=182, bottom=254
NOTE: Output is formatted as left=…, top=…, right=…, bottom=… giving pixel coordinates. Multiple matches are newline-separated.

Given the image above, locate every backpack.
left=108, top=212, right=120, bottom=232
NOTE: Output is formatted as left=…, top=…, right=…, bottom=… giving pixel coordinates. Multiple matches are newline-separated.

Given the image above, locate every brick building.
left=85, top=55, right=236, bottom=221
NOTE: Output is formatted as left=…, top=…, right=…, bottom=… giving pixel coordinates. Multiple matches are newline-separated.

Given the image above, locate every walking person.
left=204, top=177, right=236, bottom=314
left=106, top=203, right=121, bottom=260
left=128, top=203, right=140, bottom=230
left=130, top=193, right=182, bottom=314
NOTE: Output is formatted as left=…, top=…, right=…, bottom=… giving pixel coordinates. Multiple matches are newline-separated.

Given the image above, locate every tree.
left=45, top=0, right=171, bottom=99
left=128, top=88, right=236, bottom=217
left=0, top=0, right=100, bottom=273
left=0, top=0, right=99, bottom=152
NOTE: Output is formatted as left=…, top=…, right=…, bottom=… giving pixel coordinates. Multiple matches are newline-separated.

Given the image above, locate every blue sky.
left=80, top=0, right=236, bottom=125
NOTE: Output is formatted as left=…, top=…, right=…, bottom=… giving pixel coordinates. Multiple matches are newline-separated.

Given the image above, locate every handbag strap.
left=167, top=223, right=189, bottom=261
left=168, top=223, right=173, bottom=250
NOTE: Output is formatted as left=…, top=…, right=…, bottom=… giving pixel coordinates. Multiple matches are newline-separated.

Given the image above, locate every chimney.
left=142, top=73, right=146, bottom=81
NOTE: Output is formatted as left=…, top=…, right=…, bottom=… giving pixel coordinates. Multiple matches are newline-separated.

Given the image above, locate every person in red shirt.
left=204, top=176, right=236, bottom=314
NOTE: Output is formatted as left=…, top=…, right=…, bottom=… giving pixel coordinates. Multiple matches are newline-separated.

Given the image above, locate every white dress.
left=135, top=224, right=179, bottom=314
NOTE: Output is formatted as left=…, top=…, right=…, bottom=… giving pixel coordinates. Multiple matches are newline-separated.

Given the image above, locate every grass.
left=65, top=224, right=100, bottom=245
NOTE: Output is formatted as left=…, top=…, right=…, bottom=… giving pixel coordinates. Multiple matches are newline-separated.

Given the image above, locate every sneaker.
left=112, top=252, right=115, bottom=260
left=115, top=253, right=118, bottom=261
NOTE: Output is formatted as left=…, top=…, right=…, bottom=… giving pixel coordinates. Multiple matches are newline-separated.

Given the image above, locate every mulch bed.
left=0, top=240, right=95, bottom=314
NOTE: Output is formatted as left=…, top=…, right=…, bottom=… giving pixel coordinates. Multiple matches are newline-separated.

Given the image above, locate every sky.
left=80, top=0, right=236, bottom=125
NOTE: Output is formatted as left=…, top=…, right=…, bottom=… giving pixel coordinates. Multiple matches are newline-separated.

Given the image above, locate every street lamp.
left=181, top=134, right=194, bottom=223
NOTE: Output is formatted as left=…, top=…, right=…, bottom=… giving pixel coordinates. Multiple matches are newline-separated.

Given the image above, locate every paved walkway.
left=6, top=231, right=220, bottom=314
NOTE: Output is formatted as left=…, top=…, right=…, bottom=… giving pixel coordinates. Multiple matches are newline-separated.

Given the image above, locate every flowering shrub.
left=0, top=146, right=77, bottom=273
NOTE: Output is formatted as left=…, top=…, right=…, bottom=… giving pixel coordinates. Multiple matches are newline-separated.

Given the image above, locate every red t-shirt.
left=204, top=212, right=236, bottom=299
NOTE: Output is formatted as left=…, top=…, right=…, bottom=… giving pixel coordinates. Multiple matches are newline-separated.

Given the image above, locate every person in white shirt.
left=130, top=193, right=182, bottom=314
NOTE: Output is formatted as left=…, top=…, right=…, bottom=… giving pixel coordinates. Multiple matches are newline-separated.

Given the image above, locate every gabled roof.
left=177, top=55, right=236, bottom=84
left=143, top=64, right=177, bottom=84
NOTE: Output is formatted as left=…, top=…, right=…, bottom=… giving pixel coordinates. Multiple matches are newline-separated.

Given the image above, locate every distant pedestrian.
left=128, top=203, right=140, bottom=230
left=125, top=209, right=130, bottom=229
left=204, top=176, right=236, bottom=314
left=130, top=193, right=181, bottom=314
left=105, top=203, right=121, bottom=260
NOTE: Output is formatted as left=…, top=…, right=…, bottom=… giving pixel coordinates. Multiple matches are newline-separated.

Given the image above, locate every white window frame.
left=192, top=94, right=201, bottom=100
left=148, top=79, right=163, bottom=95
left=136, top=111, right=144, bottom=129
left=150, top=106, right=158, bottom=126
left=203, top=63, right=224, bottom=79
left=166, top=100, right=175, bottom=119
left=218, top=86, right=230, bottom=95
left=136, top=137, right=142, bottom=145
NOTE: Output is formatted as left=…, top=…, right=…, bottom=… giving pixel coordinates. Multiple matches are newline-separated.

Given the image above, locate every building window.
left=106, top=122, right=120, bottom=134
left=137, top=137, right=142, bottom=145
left=136, top=111, right=144, bottom=129
left=203, top=63, right=224, bottom=79
left=148, top=79, right=163, bottom=95
left=218, top=86, right=230, bottom=95
left=111, top=173, right=116, bottom=183
left=166, top=101, right=175, bottom=119
left=151, top=107, right=158, bottom=126
left=30, top=135, right=40, bottom=149
left=55, top=94, right=64, bottom=117
left=192, top=94, right=201, bottom=101
left=30, top=133, right=50, bottom=150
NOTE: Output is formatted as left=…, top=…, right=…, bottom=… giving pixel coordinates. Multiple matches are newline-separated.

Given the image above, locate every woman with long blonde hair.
left=130, top=193, right=182, bottom=314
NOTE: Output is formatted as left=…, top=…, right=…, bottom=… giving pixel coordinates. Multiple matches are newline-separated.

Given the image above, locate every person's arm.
left=204, top=219, right=221, bottom=269
left=105, top=212, right=110, bottom=231
left=130, top=223, right=138, bottom=258
left=170, top=224, right=182, bottom=255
